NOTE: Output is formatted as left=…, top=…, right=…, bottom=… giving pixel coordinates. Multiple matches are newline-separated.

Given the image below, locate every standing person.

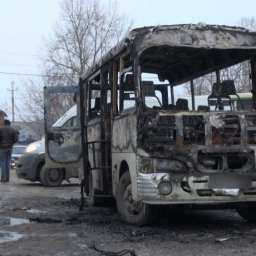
left=0, top=110, right=7, bottom=182
left=0, top=119, right=19, bottom=182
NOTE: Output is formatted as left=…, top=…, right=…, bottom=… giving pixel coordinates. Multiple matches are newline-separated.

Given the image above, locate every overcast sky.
left=1, top=0, right=256, bottom=116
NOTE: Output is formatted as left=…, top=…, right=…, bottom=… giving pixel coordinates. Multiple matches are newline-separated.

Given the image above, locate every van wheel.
left=116, top=172, right=150, bottom=225
left=40, top=165, right=64, bottom=187
left=237, top=207, right=256, bottom=222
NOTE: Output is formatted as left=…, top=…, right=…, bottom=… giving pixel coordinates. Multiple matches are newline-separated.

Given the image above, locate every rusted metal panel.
left=112, top=113, right=137, bottom=153
left=133, top=24, right=256, bottom=53
left=134, top=107, right=256, bottom=203
left=137, top=111, right=256, bottom=170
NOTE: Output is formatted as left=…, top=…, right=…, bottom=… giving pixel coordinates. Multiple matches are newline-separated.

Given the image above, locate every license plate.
left=213, top=188, right=240, bottom=196
left=209, top=174, right=251, bottom=189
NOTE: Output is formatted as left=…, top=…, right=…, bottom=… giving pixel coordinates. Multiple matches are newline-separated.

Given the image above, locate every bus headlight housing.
left=158, top=181, right=172, bottom=195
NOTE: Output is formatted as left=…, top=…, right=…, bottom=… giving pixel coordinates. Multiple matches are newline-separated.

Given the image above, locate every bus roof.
left=82, top=24, right=256, bottom=80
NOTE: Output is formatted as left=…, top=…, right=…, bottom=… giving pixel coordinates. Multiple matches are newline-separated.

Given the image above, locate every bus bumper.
left=136, top=172, right=256, bottom=205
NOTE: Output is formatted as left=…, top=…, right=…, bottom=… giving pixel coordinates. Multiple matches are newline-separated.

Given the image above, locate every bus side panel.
left=87, top=119, right=103, bottom=192
left=111, top=113, right=137, bottom=197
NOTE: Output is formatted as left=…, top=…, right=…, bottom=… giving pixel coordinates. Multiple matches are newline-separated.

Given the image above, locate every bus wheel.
left=237, top=207, right=256, bottom=222
left=40, top=166, right=64, bottom=187
left=117, top=172, right=150, bottom=225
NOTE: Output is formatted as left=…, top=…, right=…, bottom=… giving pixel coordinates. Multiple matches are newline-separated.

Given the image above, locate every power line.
left=0, top=51, right=40, bottom=58
left=0, top=71, right=65, bottom=78
left=0, top=63, right=39, bottom=68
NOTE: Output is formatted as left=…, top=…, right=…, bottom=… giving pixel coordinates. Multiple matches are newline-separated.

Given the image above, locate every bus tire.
left=116, top=172, right=150, bottom=225
left=40, top=165, right=64, bottom=187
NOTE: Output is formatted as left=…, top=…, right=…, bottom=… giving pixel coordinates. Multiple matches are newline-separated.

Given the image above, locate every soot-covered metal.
left=76, top=24, right=256, bottom=224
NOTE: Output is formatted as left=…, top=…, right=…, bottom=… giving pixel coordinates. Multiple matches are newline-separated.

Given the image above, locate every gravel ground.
left=1, top=171, right=256, bottom=256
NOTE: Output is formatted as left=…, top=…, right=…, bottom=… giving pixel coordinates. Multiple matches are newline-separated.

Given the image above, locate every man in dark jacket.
left=0, top=110, right=6, bottom=182
left=0, top=119, right=19, bottom=182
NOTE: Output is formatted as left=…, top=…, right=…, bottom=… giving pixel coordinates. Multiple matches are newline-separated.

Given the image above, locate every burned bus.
left=45, top=24, right=256, bottom=225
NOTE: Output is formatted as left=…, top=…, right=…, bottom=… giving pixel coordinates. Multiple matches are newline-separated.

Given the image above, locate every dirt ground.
left=1, top=172, right=256, bottom=256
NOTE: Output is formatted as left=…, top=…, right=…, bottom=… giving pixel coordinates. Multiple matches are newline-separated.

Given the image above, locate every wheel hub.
left=49, top=169, right=60, bottom=181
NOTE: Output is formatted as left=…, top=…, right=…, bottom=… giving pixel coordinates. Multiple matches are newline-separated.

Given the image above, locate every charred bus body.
left=81, top=24, right=256, bottom=224
left=46, top=24, right=256, bottom=225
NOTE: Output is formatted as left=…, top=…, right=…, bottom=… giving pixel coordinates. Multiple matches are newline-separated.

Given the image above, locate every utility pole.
left=8, top=81, right=17, bottom=123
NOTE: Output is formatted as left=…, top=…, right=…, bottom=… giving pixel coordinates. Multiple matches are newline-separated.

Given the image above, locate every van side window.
left=62, top=116, right=78, bottom=128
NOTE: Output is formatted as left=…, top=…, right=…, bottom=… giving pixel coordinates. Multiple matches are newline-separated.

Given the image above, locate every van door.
left=44, top=86, right=81, bottom=170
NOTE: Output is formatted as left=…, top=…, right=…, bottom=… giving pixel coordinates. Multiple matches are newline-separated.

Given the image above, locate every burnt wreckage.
left=81, top=24, right=256, bottom=224
left=45, top=24, right=256, bottom=225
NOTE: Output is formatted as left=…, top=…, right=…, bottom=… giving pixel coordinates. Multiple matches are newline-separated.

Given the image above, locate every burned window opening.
left=139, top=45, right=256, bottom=113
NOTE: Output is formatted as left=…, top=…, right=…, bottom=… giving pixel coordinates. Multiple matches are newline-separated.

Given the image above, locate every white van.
left=16, top=106, right=78, bottom=186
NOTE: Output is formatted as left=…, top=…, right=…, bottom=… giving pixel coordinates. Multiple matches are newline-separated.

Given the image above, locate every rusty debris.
left=91, top=243, right=138, bottom=256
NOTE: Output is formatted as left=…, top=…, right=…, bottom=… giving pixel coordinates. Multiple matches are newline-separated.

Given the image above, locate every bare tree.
left=186, top=62, right=252, bottom=96
left=15, top=79, right=44, bottom=122
left=193, top=74, right=214, bottom=96
left=20, top=0, right=131, bottom=122
left=232, top=17, right=256, bottom=93
left=17, top=80, right=44, bottom=122
left=14, top=80, right=45, bottom=138
left=221, top=61, right=251, bottom=93
left=185, top=73, right=214, bottom=96
left=43, top=0, right=131, bottom=86
left=239, top=17, right=256, bottom=31
left=184, top=18, right=256, bottom=97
